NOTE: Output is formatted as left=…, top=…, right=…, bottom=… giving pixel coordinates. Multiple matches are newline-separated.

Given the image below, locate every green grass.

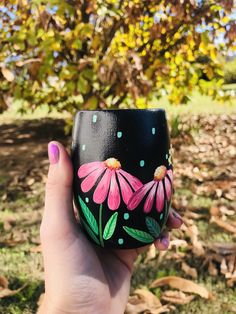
left=149, top=89, right=236, bottom=116
left=1, top=89, right=236, bottom=125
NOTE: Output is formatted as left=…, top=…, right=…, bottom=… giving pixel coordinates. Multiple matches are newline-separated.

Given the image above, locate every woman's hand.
left=38, top=142, right=183, bottom=314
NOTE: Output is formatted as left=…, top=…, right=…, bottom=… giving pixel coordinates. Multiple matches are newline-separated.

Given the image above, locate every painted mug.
left=71, top=109, right=173, bottom=249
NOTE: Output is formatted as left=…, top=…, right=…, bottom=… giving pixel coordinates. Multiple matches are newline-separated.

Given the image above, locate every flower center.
left=105, top=158, right=121, bottom=170
left=154, top=165, right=167, bottom=181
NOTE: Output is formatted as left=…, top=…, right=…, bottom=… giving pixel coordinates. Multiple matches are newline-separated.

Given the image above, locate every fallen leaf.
left=207, top=242, right=236, bottom=255
left=181, top=262, right=198, bottom=279
left=0, top=275, right=9, bottom=289
left=37, top=293, right=45, bottom=307
left=30, top=244, right=42, bottom=253
left=210, top=206, right=220, bottom=217
left=145, top=244, right=157, bottom=263
left=161, top=290, right=195, bottom=305
left=210, top=216, right=236, bottom=234
left=169, top=239, right=188, bottom=249
left=208, top=261, right=218, bottom=276
left=227, top=276, right=236, bottom=287
left=0, top=283, right=27, bottom=298
left=27, top=178, right=35, bottom=186
left=134, top=289, right=162, bottom=308
left=150, top=276, right=211, bottom=299
left=1, top=67, right=14, bottom=82
left=125, top=288, right=169, bottom=314
left=185, top=224, right=205, bottom=256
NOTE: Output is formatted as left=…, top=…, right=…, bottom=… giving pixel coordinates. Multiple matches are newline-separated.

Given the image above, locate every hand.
left=38, top=141, right=183, bottom=314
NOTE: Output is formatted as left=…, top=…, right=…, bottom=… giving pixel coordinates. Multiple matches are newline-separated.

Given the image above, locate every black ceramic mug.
left=71, top=109, right=173, bottom=249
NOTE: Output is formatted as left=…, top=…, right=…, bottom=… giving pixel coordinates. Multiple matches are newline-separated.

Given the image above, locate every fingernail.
left=172, top=211, right=183, bottom=224
left=161, top=237, right=169, bottom=248
left=48, top=143, right=59, bottom=164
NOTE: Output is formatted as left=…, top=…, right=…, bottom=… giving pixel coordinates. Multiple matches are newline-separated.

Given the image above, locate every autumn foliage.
left=0, top=0, right=235, bottom=113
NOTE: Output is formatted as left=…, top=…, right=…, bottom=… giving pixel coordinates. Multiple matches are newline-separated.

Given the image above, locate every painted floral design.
left=127, top=165, right=173, bottom=213
left=78, top=158, right=142, bottom=210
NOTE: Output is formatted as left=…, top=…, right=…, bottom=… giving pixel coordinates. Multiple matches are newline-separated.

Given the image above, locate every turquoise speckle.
left=117, top=131, right=122, bottom=138
left=85, top=197, right=89, bottom=203
left=140, top=160, right=145, bottom=167
left=165, top=154, right=169, bottom=160
left=160, top=213, right=164, bottom=220
left=92, top=114, right=97, bottom=123
left=124, top=213, right=129, bottom=220
left=152, top=127, right=156, bottom=135
left=82, top=144, right=86, bottom=151
left=118, top=238, right=124, bottom=245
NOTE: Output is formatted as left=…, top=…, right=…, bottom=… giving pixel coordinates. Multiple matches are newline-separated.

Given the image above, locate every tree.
left=0, top=0, right=235, bottom=113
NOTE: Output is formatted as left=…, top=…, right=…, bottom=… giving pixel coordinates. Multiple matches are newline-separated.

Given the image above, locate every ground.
left=0, top=100, right=236, bottom=313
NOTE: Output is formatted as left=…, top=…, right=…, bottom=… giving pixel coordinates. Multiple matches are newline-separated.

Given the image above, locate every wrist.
left=37, top=295, right=68, bottom=314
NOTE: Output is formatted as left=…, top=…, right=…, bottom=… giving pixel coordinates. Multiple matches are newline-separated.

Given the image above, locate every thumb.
left=41, top=141, right=76, bottom=241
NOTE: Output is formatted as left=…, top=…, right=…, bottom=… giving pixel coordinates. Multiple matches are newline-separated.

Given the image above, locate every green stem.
left=99, top=204, right=104, bottom=247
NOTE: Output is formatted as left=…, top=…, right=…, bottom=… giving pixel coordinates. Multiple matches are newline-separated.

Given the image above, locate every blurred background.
left=0, top=1, right=235, bottom=313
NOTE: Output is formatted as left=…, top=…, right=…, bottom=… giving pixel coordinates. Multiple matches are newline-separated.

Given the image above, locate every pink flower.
left=127, top=166, right=173, bottom=213
left=78, top=158, right=142, bottom=210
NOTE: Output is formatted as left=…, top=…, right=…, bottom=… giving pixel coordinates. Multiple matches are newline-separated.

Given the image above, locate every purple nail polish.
left=172, top=211, right=183, bottom=223
left=161, top=237, right=169, bottom=248
left=48, top=143, right=59, bottom=164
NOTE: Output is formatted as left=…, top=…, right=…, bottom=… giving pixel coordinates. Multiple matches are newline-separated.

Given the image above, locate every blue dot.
left=117, top=131, right=122, bottom=138
left=82, top=144, right=86, bottom=151
left=152, top=127, right=156, bottom=135
left=140, top=160, right=145, bottom=167
left=124, top=213, right=129, bottom=220
left=85, top=197, right=89, bottom=203
left=118, top=238, right=124, bottom=245
left=160, top=213, right=164, bottom=220
left=92, top=114, right=97, bottom=123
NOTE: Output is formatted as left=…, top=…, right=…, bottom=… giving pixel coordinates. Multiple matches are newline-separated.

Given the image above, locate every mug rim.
left=75, top=108, right=166, bottom=113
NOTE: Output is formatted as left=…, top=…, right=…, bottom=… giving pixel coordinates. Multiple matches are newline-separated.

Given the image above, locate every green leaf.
left=103, top=212, right=118, bottom=240
left=81, top=218, right=100, bottom=246
left=78, top=196, right=98, bottom=235
left=123, top=226, right=154, bottom=243
left=145, top=217, right=161, bottom=238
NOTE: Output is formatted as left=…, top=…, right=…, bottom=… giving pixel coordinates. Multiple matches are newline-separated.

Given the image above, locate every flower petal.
left=118, top=169, right=143, bottom=191
left=117, top=172, right=133, bottom=205
left=78, top=161, right=104, bottom=178
left=164, top=177, right=172, bottom=201
left=108, top=170, right=120, bottom=210
left=81, top=167, right=106, bottom=193
left=156, top=181, right=165, bottom=212
left=144, top=182, right=157, bottom=213
left=127, top=181, right=155, bottom=210
left=167, top=169, right=173, bottom=184
left=93, top=169, right=112, bottom=204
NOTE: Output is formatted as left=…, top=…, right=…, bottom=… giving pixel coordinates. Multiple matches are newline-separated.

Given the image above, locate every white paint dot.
left=140, top=160, right=145, bottom=167
left=117, top=131, right=122, bottom=138
left=82, top=144, right=86, bottom=151
left=92, top=114, right=97, bottom=123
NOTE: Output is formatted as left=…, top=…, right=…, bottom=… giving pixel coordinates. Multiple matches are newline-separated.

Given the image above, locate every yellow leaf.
left=218, top=27, right=225, bottom=33
left=174, top=32, right=181, bottom=40
left=222, top=16, right=229, bottom=24
left=136, top=97, right=147, bottom=109
left=187, top=50, right=195, bottom=62
left=175, top=55, right=182, bottom=65
left=210, top=48, right=217, bottom=61
left=206, top=67, right=214, bottom=80
left=199, top=42, right=207, bottom=55
left=161, top=27, right=166, bottom=34
left=164, top=51, right=171, bottom=59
